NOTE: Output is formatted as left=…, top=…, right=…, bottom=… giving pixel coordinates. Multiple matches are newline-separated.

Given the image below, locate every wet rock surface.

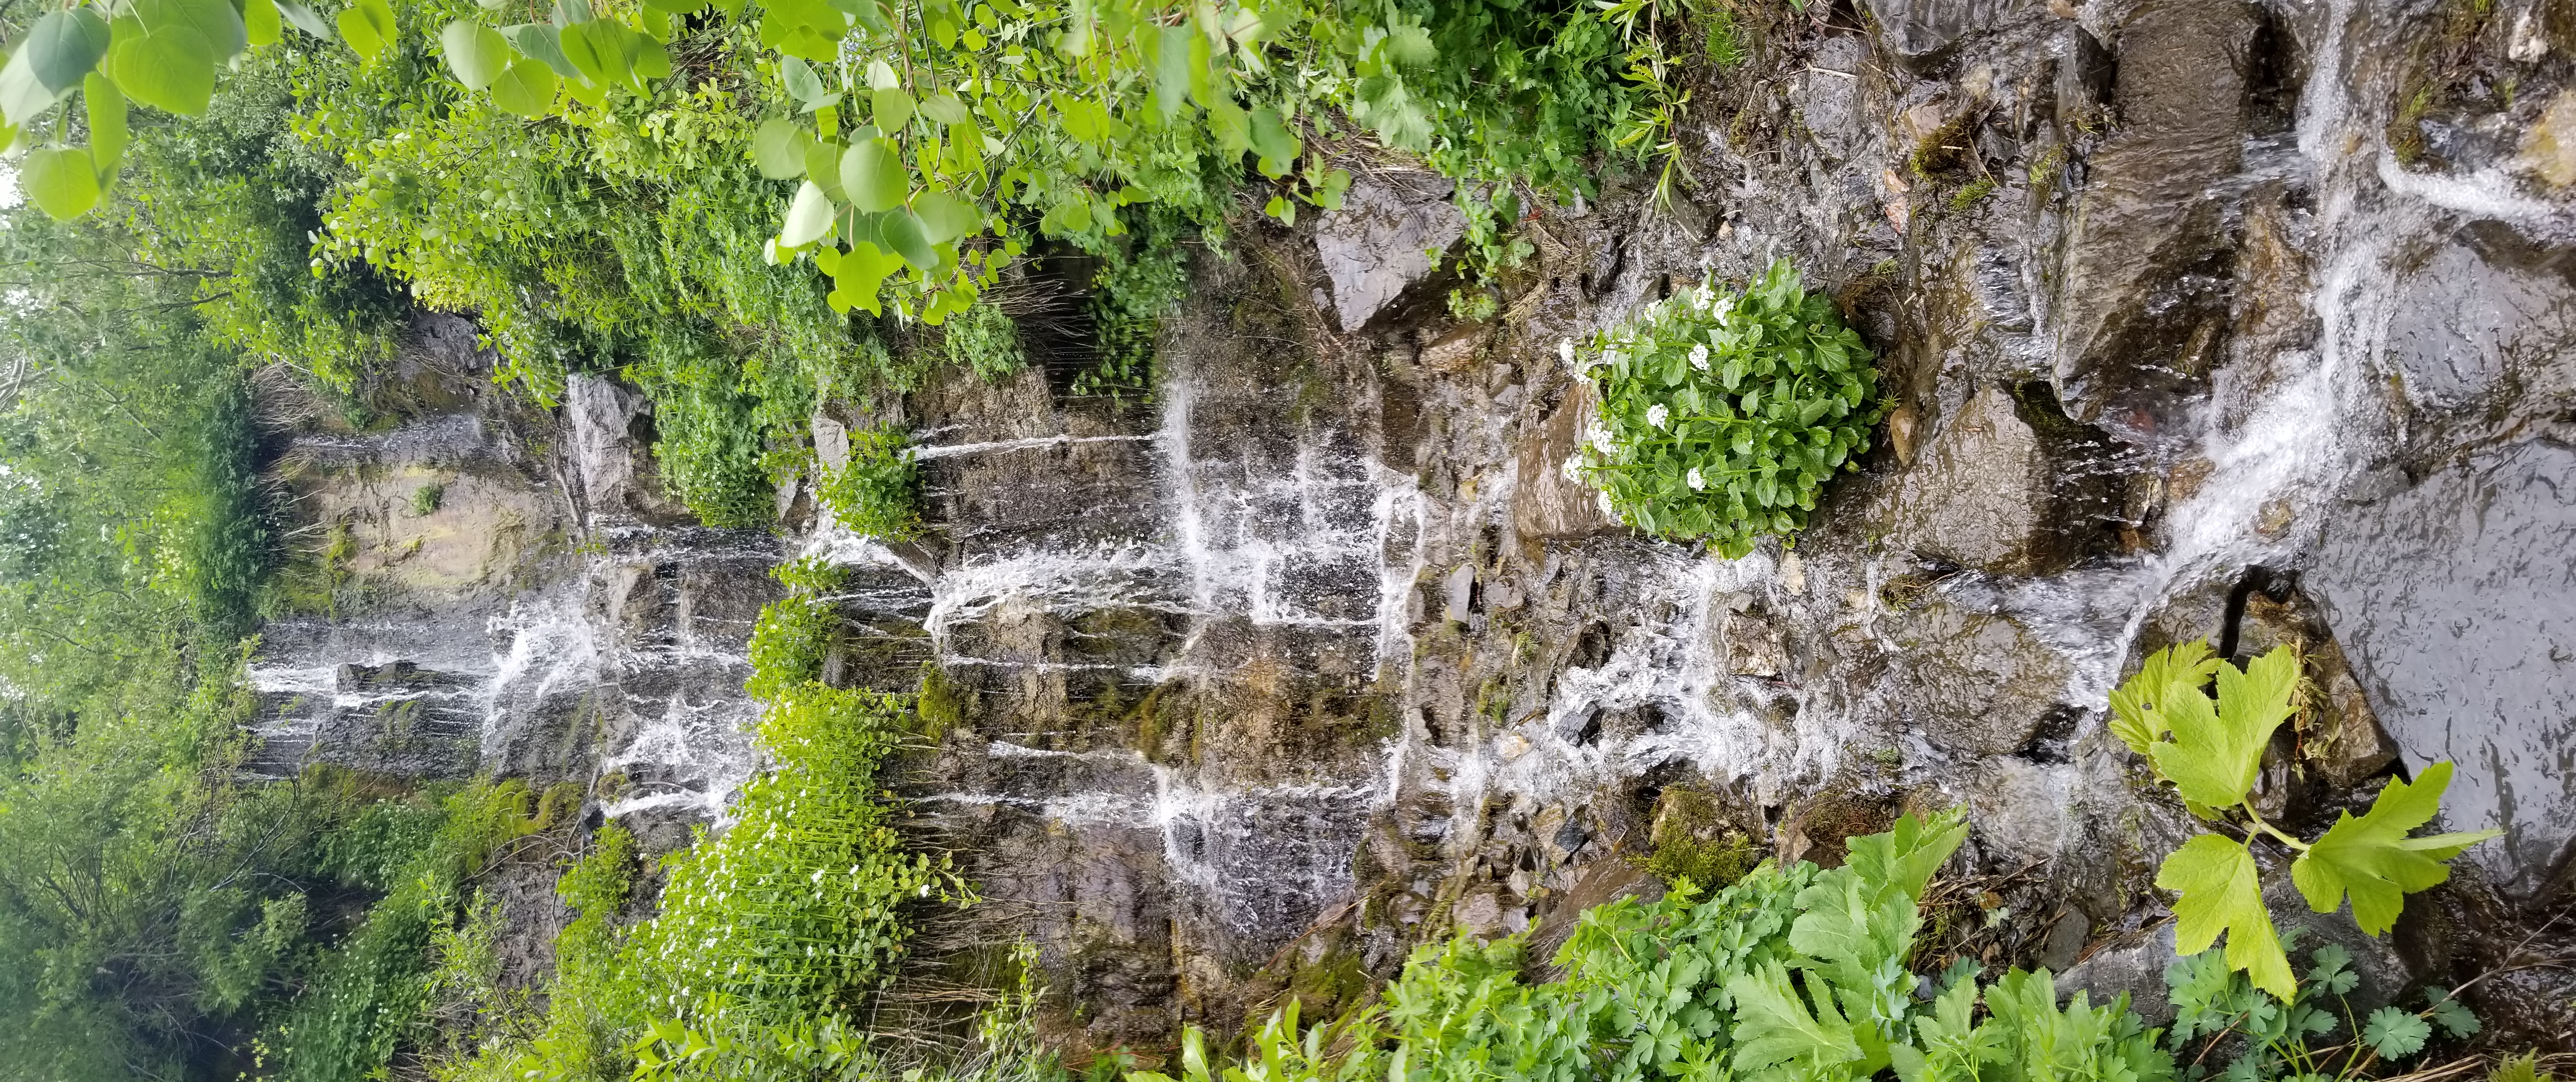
left=257, top=0, right=2576, bottom=1053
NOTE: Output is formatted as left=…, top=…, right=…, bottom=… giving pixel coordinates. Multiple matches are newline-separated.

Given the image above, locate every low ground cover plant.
left=1568, top=259, right=1882, bottom=557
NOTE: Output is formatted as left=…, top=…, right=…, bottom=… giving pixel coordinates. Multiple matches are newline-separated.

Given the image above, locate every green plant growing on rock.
left=1568, top=259, right=1881, bottom=558
left=2162, top=934, right=2484, bottom=1082
left=2111, top=641, right=2500, bottom=1000
left=816, top=423, right=922, bottom=540
left=1137, top=809, right=2176, bottom=1082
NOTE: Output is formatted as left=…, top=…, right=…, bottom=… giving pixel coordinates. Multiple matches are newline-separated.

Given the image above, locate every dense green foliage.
left=1570, top=259, right=1881, bottom=557
left=1140, top=811, right=2175, bottom=1082
left=817, top=422, right=922, bottom=538
left=2110, top=642, right=2496, bottom=999
left=427, top=557, right=961, bottom=1081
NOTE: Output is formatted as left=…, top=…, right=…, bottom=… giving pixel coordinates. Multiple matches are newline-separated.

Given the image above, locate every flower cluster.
left=1565, top=260, right=1882, bottom=558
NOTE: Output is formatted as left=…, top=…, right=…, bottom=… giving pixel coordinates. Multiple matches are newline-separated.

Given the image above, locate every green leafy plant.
left=943, top=299, right=1028, bottom=380
left=410, top=481, right=445, bottom=516
left=1137, top=809, right=2176, bottom=1082
left=2112, top=641, right=2501, bottom=999
left=815, top=423, right=921, bottom=539
left=2164, top=932, right=2485, bottom=1082
left=1569, top=259, right=1882, bottom=558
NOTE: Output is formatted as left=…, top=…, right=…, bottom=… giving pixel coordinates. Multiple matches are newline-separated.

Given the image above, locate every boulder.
left=1512, top=384, right=1616, bottom=545
left=1862, top=0, right=2023, bottom=72
left=1888, top=601, right=2074, bottom=757
left=1881, top=384, right=2114, bottom=576
left=564, top=374, right=690, bottom=527
left=1313, top=174, right=1464, bottom=332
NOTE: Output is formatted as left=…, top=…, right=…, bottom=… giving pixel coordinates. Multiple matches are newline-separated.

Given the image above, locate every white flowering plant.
left=1567, top=259, right=1882, bottom=558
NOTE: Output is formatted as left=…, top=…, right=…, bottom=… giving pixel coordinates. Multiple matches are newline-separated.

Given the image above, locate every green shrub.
left=944, top=302, right=1029, bottom=383
left=816, top=425, right=922, bottom=541
left=745, top=559, right=847, bottom=703
left=1570, top=260, right=1883, bottom=558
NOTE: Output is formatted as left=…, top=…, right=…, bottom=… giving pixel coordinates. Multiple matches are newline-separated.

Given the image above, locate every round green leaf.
left=336, top=0, right=396, bottom=61
left=439, top=20, right=511, bottom=90
left=274, top=0, right=334, bottom=40
left=876, top=207, right=933, bottom=269
left=779, top=180, right=834, bottom=248
left=142, top=0, right=248, bottom=63
left=802, top=139, right=846, bottom=201
left=500, top=24, right=576, bottom=78
left=22, top=147, right=100, bottom=220
left=106, top=22, right=215, bottom=116
left=558, top=19, right=630, bottom=89
left=910, top=191, right=977, bottom=244
left=245, top=0, right=282, bottom=46
left=486, top=57, right=557, bottom=116
left=839, top=137, right=906, bottom=213
left=22, top=9, right=112, bottom=96
left=870, top=85, right=912, bottom=131
left=779, top=55, right=828, bottom=104
left=83, top=72, right=126, bottom=176
left=919, top=91, right=970, bottom=125
left=751, top=117, right=813, bottom=180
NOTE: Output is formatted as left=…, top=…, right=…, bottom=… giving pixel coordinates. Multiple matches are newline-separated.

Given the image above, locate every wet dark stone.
left=2309, top=438, right=2576, bottom=902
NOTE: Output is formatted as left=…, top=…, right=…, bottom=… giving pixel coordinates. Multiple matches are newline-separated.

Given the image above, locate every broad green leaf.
left=147, top=0, right=248, bottom=62
left=2108, top=640, right=2221, bottom=757
left=876, top=207, right=933, bottom=269
left=439, top=20, right=511, bottom=90
left=336, top=0, right=396, bottom=61
left=558, top=19, right=631, bottom=90
left=22, top=146, right=100, bottom=219
left=871, top=85, right=912, bottom=130
left=486, top=58, right=557, bottom=116
left=779, top=180, right=834, bottom=247
left=554, top=0, right=593, bottom=23
left=1208, top=97, right=1250, bottom=157
left=2290, top=761, right=2501, bottom=934
left=1150, top=23, right=1189, bottom=119
left=839, top=137, right=906, bottom=213
left=2156, top=834, right=2292, bottom=1000
left=1249, top=106, right=1296, bottom=177
left=500, top=24, right=576, bottom=78
left=2150, top=646, right=2298, bottom=809
left=0, top=55, right=54, bottom=129
left=275, top=0, right=333, bottom=39
left=1054, top=91, right=1109, bottom=146
left=910, top=191, right=977, bottom=244
left=105, top=20, right=215, bottom=115
left=788, top=138, right=842, bottom=200
left=83, top=73, right=125, bottom=177
left=19, top=9, right=112, bottom=97
left=779, top=55, right=830, bottom=105
left=245, top=0, right=283, bottom=46
left=1844, top=807, right=1968, bottom=902
left=920, top=92, right=970, bottom=125
left=1726, top=960, right=1864, bottom=1075
left=826, top=241, right=903, bottom=315
left=751, top=117, right=813, bottom=179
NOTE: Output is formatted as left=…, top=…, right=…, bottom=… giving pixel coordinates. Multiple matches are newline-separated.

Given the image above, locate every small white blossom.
left=1586, top=420, right=1616, bottom=455
left=1560, top=455, right=1582, bottom=482
left=1696, top=284, right=1716, bottom=310
left=1597, top=490, right=1616, bottom=517
left=1647, top=403, right=1669, bottom=429
left=1558, top=338, right=1576, bottom=368
left=1687, top=467, right=1705, bottom=490
left=1603, top=348, right=1624, bottom=370
left=1689, top=344, right=1710, bottom=372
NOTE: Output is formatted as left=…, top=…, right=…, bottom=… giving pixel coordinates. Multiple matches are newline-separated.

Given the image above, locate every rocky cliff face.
left=254, top=0, right=2576, bottom=1053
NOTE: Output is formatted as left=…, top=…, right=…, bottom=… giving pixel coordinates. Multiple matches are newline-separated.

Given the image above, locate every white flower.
left=1687, top=467, right=1705, bottom=490
left=1689, top=344, right=1710, bottom=372
left=1560, top=454, right=1582, bottom=482
left=1586, top=421, right=1616, bottom=454
left=1696, top=284, right=1716, bottom=310
left=1603, top=348, right=1625, bottom=369
left=1597, top=490, right=1616, bottom=517
left=1647, top=403, right=1669, bottom=429
left=1558, top=338, right=1575, bottom=367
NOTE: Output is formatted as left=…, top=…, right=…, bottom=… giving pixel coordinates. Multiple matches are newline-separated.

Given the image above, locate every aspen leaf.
left=22, top=146, right=100, bottom=219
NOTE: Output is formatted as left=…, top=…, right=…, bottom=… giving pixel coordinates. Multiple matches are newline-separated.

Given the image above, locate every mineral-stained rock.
left=1880, top=384, right=2115, bottom=576
left=1888, top=601, right=2074, bottom=757
left=2053, top=0, right=2257, bottom=429
left=565, top=373, right=690, bottom=527
left=1313, top=174, right=1463, bottom=332
left=1863, top=0, right=2022, bottom=72
left=1512, top=384, right=1614, bottom=544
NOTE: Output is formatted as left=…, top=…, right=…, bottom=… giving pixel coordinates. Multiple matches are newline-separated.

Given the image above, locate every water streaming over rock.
left=252, top=0, right=2576, bottom=1046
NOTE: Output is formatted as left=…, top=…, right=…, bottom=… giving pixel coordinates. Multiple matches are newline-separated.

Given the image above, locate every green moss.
left=1636, top=788, right=1758, bottom=892
left=916, top=662, right=965, bottom=742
